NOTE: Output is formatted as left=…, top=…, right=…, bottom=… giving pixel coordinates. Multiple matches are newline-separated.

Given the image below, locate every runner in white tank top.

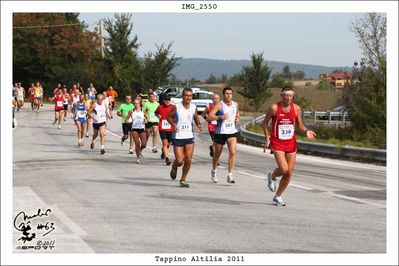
left=88, top=94, right=110, bottom=155
left=167, top=88, right=203, bottom=188
left=208, top=87, right=240, bottom=184
left=126, top=99, right=148, bottom=163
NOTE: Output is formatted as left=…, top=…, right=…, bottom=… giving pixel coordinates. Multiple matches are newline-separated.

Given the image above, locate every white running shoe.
left=57, top=125, right=61, bottom=129
left=227, top=173, right=235, bottom=184
left=272, top=195, right=286, bottom=206
left=136, top=158, right=141, bottom=164
left=129, top=148, right=133, bottom=154
left=267, top=171, right=276, bottom=192
left=211, top=169, right=218, bottom=183
left=85, top=133, right=89, bottom=138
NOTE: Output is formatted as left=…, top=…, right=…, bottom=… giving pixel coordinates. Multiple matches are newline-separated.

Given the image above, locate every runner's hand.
left=198, top=124, right=203, bottom=131
left=306, top=130, right=317, bottom=140
left=263, top=139, right=270, bottom=153
left=222, top=113, right=229, bottom=120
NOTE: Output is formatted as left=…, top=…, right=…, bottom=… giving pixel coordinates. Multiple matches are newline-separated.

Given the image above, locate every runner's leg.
left=275, top=152, right=296, bottom=196
left=226, top=137, right=237, bottom=174
left=181, top=143, right=194, bottom=181
left=212, top=143, right=223, bottom=170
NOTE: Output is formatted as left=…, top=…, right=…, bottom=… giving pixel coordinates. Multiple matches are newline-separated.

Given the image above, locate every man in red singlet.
left=49, top=88, right=65, bottom=129
left=262, top=85, right=316, bottom=206
left=155, top=95, right=174, bottom=165
left=202, top=94, right=220, bottom=158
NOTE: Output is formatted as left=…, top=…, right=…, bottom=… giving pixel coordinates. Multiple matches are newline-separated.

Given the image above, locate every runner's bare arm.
left=167, top=105, right=178, bottom=131
left=295, top=104, right=316, bottom=139
left=194, top=107, right=203, bottom=131
left=263, top=104, right=277, bottom=152
left=88, top=102, right=97, bottom=122
left=235, top=102, right=240, bottom=124
left=202, top=106, right=209, bottom=120
left=126, top=110, right=133, bottom=122
left=208, top=103, right=223, bottom=121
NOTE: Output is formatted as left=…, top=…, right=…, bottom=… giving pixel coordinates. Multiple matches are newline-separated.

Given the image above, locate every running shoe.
left=152, top=147, right=158, bottom=153
left=272, top=195, right=286, bottom=206
left=170, top=168, right=177, bottom=180
left=209, top=145, right=214, bottom=157
left=136, top=158, right=140, bottom=164
left=161, top=152, right=165, bottom=160
left=90, top=142, right=95, bottom=150
left=211, top=169, right=218, bottom=183
left=85, top=133, right=89, bottom=138
left=129, top=148, right=133, bottom=154
left=179, top=180, right=189, bottom=188
left=121, top=137, right=124, bottom=147
left=63, top=118, right=66, bottom=121
left=165, top=157, right=171, bottom=166
left=100, top=149, right=105, bottom=155
left=267, top=171, right=276, bottom=192
left=227, top=173, right=235, bottom=184
left=57, top=125, right=61, bottom=129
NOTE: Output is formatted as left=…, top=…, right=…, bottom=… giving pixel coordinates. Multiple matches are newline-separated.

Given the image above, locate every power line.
left=13, top=23, right=81, bottom=29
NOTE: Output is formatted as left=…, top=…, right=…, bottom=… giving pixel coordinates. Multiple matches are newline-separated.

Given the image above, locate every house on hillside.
left=319, top=72, right=352, bottom=89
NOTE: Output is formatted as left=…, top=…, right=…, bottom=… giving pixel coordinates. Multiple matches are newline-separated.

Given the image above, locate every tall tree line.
left=13, top=13, right=180, bottom=97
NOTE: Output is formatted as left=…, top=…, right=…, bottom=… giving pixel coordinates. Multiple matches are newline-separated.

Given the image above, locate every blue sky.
left=79, top=13, right=364, bottom=67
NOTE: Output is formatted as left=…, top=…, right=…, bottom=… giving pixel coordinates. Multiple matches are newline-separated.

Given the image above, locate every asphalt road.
left=12, top=104, right=386, bottom=253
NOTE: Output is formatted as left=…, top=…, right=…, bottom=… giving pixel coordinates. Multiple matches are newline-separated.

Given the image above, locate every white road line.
left=237, top=170, right=313, bottom=191
left=236, top=170, right=385, bottom=208
left=106, top=128, right=122, bottom=138
left=236, top=143, right=386, bottom=171
left=325, top=192, right=386, bottom=209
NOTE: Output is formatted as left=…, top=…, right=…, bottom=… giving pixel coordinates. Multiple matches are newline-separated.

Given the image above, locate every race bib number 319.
left=278, top=124, right=294, bottom=140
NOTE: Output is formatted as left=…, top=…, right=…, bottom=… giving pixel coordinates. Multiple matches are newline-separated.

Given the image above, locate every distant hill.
left=171, top=58, right=352, bottom=81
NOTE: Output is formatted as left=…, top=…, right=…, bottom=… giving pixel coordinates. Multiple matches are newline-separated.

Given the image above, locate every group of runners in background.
left=12, top=82, right=316, bottom=206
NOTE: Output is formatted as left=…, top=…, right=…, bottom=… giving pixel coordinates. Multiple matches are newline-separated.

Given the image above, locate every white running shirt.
left=131, top=110, right=145, bottom=129
left=93, top=102, right=107, bottom=124
left=173, top=102, right=196, bottom=139
left=216, top=101, right=238, bottom=134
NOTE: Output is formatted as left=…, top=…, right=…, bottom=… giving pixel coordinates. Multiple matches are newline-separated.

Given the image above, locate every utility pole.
left=99, top=19, right=104, bottom=58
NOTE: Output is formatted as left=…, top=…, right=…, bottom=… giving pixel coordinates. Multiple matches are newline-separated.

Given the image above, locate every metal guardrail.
left=239, top=114, right=386, bottom=162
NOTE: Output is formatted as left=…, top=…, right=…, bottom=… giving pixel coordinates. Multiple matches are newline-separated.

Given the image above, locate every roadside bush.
left=317, top=78, right=333, bottom=90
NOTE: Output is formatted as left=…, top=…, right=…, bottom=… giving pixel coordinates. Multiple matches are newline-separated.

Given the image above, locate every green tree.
left=227, top=73, right=242, bottom=87
left=239, top=52, right=272, bottom=113
left=220, top=73, right=228, bottom=83
left=206, top=74, right=218, bottom=84
left=282, top=65, right=291, bottom=80
left=13, top=13, right=101, bottom=94
left=317, top=78, right=333, bottom=90
left=343, top=13, right=386, bottom=147
left=293, top=70, right=305, bottom=80
left=103, top=13, right=141, bottom=97
left=141, top=42, right=181, bottom=90
left=269, top=73, right=285, bottom=88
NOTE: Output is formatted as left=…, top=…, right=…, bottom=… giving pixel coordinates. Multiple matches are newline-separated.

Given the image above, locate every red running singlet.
left=270, top=101, right=297, bottom=153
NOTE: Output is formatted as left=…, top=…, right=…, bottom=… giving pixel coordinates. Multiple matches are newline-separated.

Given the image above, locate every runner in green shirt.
left=143, top=93, right=160, bottom=153
left=117, top=95, right=134, bottom=154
